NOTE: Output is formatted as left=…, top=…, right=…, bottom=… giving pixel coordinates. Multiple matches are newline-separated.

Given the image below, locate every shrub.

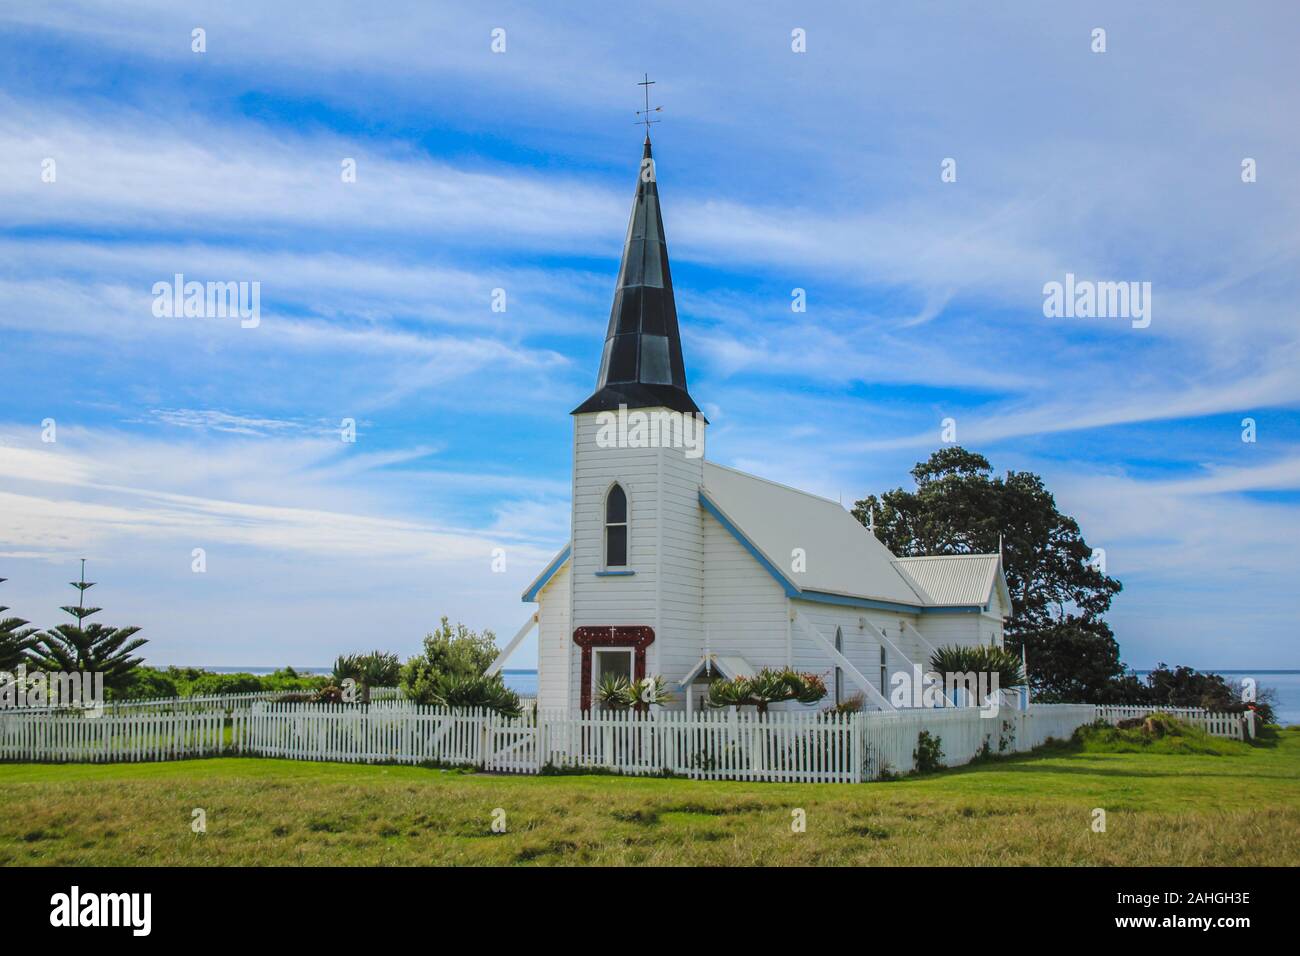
left=260, top=667, right=330, bottom=693
left=185, top=672, right=266, bottom=696
left=143, top=667, right=328, bottom=699
left=113, top=666, right=179, bottom=701
left=824, top=691, right=866, bottom=715
left=311, top=684, right=345, bottom=704
left=424, top=673, right=521, bottom=718
left=400, top=618, right=500, bottom=702
left=913, top=730, right=944, bottom=773
left=1074, top=713, right=1245, bottom=756
left=1091, top=664, right=1277, bottom=723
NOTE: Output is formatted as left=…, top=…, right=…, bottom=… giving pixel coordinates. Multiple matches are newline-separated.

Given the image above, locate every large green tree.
left=853, top=447, right=1124, bottom=701
left=28, top=563, right=147, bottom=691
left=0, top=577, right=39, bottom=673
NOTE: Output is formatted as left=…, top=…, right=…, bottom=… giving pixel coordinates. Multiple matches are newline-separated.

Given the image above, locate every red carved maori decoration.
left=573, top=626, right=655, bottom=712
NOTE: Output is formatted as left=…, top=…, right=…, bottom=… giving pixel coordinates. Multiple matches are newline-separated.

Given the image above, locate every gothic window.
left=605, top=484, right=628, bottom=567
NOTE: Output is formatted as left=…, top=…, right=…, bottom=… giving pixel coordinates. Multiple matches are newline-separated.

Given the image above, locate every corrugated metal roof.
left=702, top=462, right=924, bottom=606
left=522, top=468, right=1010, bottom=613
left=891, top=554, right=1000, bottom=607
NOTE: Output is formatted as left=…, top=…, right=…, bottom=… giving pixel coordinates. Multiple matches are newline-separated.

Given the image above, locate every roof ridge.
left=893, top=553, right=999, bottom=563
left=703, top=459, right=843, bottom=508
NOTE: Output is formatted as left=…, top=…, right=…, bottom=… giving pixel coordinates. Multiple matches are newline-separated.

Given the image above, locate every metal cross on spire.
left=635, top=72, right=662, bottom=135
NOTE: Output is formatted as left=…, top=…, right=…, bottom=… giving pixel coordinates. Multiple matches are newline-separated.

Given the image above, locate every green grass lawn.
left=1, top=728, right=1297, bottom=866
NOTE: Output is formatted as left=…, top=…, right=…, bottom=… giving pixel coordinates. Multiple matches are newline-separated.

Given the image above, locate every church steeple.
left=572, top=137, right=702, bottom=417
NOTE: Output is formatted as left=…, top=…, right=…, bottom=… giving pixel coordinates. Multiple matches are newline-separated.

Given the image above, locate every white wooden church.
left=489, top=138, right=1011, bottom=715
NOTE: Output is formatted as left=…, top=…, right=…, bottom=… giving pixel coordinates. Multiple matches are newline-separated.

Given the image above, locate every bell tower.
left=566, top=134, right=706, bottom=711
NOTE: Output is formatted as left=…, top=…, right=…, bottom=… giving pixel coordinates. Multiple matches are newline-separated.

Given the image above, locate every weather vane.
left=635, top=72, right=662, bottom=135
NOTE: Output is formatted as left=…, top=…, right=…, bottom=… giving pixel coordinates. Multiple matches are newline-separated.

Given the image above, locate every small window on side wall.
left=834, top=627, right=844, bottom=706
left=605, top=484, right=628, bottom=567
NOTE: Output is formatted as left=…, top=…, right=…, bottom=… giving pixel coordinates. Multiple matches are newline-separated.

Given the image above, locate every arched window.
left=834, top=627, right=844, bottom=706
left=604, top=484, right=628, bottom=567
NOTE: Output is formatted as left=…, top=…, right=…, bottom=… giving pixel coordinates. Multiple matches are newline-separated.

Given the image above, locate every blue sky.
left=1, top=1, right=1296, bottom=670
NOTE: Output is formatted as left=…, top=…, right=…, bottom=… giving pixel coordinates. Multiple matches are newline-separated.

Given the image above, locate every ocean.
left=191, top=666, right=1297, bottom=724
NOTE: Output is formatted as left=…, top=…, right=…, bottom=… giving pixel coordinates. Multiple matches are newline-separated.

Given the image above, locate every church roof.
left=891, top=554, right=1009, bottom=609
left=572, top=138, right=701, bottom=417
left=699, top=462, right=927, bottom=608
left=522, top=461, right=1010, bottom=615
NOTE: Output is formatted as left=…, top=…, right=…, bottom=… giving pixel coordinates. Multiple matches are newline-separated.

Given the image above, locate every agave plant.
left=595, top=673, right=633, bottom=710
left=595, top=674, right=676, bottom=711
left=333, top=650, right=401, bottom=703
left=706, top=667, right=828, bottom=714
left=928, top=644, right=1025, bottom=703
left=746, top=669, right=794, bottom=711
left=789, top=669, right=829, bottom=705
left=429, top=672, right=521, bottom=718
left=706, top=675, right=751, bottom=709
left=629, top=675, right=675, bottom=709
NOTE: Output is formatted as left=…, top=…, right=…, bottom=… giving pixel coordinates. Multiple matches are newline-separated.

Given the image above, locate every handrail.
left=792, top=611, right=896, bottom=711
left=486, top=612, right=539, bottom=677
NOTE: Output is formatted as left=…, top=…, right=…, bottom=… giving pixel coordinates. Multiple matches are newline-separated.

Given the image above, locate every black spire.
left=572, top=137, right=702, bottom=417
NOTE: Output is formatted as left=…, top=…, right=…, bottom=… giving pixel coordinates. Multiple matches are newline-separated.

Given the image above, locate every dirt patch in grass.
left=846, top=824, right=891, bottom=839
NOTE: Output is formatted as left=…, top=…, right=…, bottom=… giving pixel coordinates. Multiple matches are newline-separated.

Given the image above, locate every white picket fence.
left=536, top=708, right=864, bottom=782
left=233, top=703, right=493, bottom=766
left=0, top=710, right=225, bottom=762
left=857, top=704, right=1097, bottom=778
left=1093, top=705, right=1255, bottom=740
left=221, top=701, right=1101, bottom=782
left=0, top=701, right=1252, bottom=780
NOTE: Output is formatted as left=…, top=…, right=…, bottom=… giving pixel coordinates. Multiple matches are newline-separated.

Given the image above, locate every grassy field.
left=1, top=727, right=1297, bottom=866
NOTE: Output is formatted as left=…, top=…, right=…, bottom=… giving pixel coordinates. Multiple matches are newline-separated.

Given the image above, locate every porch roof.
left=678, top=653, right=755, bottom=687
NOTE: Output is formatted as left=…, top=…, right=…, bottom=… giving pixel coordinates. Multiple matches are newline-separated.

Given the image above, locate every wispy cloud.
left=0, top=1, right=1296, bottom=667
